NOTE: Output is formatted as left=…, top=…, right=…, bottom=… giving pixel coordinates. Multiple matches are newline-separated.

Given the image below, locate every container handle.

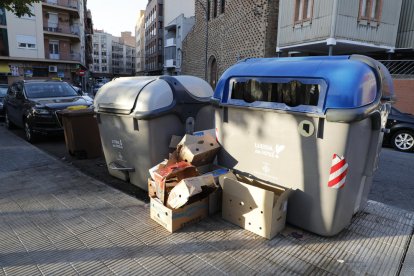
left=108, top=162, right=135, bottom=172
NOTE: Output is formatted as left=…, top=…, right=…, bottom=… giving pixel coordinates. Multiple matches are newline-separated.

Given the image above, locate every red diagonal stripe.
left=328, top=168, right=348, bottom=187
left=330, top=158, right=347, bottom=174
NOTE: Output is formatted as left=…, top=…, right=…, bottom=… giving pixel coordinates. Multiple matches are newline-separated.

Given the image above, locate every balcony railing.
left=378, top=60, right=414, bottom=79
left=43, top=23, right=80, bottom=37
left=42, top=0, right=79, bottom=11
left=46, top=52, right=80, bottom=61
left=165, top=59, right=176, bottom=68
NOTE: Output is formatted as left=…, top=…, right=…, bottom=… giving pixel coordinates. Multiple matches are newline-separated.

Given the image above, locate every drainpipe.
left=328, top=0, right=339, bottom=56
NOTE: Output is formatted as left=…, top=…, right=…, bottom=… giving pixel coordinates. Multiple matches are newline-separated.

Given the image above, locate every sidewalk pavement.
left=1, top=126, right=414, bottom=275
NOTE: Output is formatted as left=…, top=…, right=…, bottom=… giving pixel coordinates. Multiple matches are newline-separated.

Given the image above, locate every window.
left=359, top=0, right=382, bottom=22
left=230, top=78, right=321, bottom=108
left=207, top=0, right=211, bottom=20
left=221, top=0, right=225, bottom=13
left=16, top=35, right=36, bottom=49
left=294, top=0, right=313, bottom=23
left=213, top=0, right=217, bottom=18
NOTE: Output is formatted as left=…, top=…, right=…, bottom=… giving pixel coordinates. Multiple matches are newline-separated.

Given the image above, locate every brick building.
left=182, top=0, right=279, bottom=88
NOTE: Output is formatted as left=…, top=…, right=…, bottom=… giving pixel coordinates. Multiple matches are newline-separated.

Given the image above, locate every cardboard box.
left=148, top=178, right=157, bottom=198
left=221, top=175, right=290, bottom=239
left=150, top=197, right=209, bottom=232
left=178, top=133, right=220, bottom=166
left=167, top=174, right=216, bottom=209
left=152, top=161, right=199, bottom=204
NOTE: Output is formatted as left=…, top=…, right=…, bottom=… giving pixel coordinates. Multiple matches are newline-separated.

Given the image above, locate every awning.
left=0, top=63, right=10, bottom=73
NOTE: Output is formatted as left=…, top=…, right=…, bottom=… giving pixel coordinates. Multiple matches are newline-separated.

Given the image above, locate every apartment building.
left=91, top=30, right=112, bottom=78
left=112, top=36, right=135, bottom=77
left=182, top=0, right=279, bottom=88
left=0, top=0, right=87, bottom=85
left=135, top=10, right=145, bottom=75
left=163, top=0, right=195, bottom=75
left=144, top=0, right=164, bottom=75
left=91, top=30, right=135, bottom=79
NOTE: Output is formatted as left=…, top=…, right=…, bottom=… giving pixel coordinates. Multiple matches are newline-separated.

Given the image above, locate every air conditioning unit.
left=48, top=65, right=58, bottom=72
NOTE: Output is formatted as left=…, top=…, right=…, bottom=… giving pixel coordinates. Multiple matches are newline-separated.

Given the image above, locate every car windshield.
left=0, top=86, right=7, bottom=97
left=25, top=82, right=78, bottom=98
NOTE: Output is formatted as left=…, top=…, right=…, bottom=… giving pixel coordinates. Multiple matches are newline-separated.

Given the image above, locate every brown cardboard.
left=177, top=133, right=220, bottom=166
left=150, top=197, right=209, bottom=232
left=169, top=135, right=183, bottom=149
left=152, top=161, right=199, bottom=204
left=148, top=178, right=157, bottom=198
left=167, top=174, right=216, bottom=209
left=221, top=175, right=290, bottom=240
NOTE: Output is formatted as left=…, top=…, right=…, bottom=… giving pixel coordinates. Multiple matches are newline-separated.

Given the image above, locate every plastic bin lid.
left=213, top=55, right=385, bottom=111
left=94, top=77, right=158, bottom=114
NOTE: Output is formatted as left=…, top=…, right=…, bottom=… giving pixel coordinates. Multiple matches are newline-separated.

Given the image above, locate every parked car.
left=3, top=80, right=93, bottom=142
left=0, top=84, right=8, bottom=117
left=383, top=107, right=414, bottom=152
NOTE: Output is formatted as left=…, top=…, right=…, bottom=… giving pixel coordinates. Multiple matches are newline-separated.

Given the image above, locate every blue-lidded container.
left=214, top=55, right=393, bottom=236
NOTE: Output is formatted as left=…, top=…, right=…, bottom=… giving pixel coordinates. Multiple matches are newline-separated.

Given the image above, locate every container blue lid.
left=213, top=56, right=382, bottom=111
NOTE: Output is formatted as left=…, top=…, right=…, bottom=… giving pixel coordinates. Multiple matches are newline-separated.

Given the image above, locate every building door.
left=209, top=57, right=218, bottom=89
left=47, top=13, right=58, bottom=32
left=49, top=41, right=59, bottom=59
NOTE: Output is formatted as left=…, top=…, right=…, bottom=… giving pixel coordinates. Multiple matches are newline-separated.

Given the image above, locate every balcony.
left=165, top=59, right=176, bottom=68
left=43, top=23, right=80, bottom=40
left=165, top=38, right=176, bottom=47
left=42, top=0, right=79, bottom=16
left=46, top=51, right=81, bottom=62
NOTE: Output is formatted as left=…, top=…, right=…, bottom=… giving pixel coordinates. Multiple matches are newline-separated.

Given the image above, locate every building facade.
left=91, top=30, right=112, bottom=78
left=112, top=36, right=135, bottom=77
left=144, top=0, right=164, bottom=75
left=135, top=10, right=145, bottom=75
left=163, top=0, right=195, bottom=75
left=91, top=30, right=135, bottom=79
left=0, top=0, right=87, bottom=85
left=181, top=0, right=279, bottom=88
left=277, top=0, right=403, bottom=56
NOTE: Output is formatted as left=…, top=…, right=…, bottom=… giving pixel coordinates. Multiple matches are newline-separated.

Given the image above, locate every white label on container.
left=254, top=143, right=285, bottom=159
left=112, top=139, right=123, bottom=149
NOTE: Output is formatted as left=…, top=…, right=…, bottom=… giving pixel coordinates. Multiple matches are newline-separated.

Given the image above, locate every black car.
left=383, top=107, right=414, bottom=152
left=3, top=80, right=93, bottom=142
left=0, top=84, right=8, bottom=117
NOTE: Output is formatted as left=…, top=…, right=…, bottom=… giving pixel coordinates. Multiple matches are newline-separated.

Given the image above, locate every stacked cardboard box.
left=148, top=130, right=227, bottom=232
left=148, top=129, right=291, bottom=239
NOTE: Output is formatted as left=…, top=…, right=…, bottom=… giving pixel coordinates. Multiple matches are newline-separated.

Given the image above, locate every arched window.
left=209, top=56, right=218, bottom=89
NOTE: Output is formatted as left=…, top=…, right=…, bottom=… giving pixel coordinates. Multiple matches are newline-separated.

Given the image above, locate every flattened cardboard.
left=167, top=174, right=216, bottom=209
left=150, top=197, right=208, bottom=232
left=221, top=175, right=290, bottom=240
left=178, top=133, right=220, bottom=166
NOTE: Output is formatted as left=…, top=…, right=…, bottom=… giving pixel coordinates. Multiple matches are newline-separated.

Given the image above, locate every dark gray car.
left=0, top=84, right=8, bottom=117
left=3, top=80, right=92, bottom=142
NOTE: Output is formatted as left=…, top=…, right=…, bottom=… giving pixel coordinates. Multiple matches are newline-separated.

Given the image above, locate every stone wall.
left=182, top=0, right=279, bottom=84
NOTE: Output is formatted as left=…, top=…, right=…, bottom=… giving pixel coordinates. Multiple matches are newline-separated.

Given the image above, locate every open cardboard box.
left=150, top=197, right=209, bottom=233
left=221, top=174, right=291, bottom=240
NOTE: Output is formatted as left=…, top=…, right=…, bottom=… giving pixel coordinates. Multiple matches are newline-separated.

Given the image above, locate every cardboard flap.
left=167, top=174, right=216, bottom=209
left=177, top=133, right=220, bottom=166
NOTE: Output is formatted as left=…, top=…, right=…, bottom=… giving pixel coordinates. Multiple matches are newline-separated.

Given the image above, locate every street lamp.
left=196, top=0, right=208, bottom=81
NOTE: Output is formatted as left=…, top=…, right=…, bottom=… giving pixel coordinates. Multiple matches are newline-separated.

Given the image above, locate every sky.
left=87, top=0, right=147, bottom=37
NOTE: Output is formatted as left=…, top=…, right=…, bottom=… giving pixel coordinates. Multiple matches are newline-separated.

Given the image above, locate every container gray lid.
left=94, top=76, right=157, bottom=114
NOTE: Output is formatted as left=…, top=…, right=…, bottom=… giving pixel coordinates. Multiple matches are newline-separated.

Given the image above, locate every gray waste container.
left=212, top=55, right=393, bottom=236
left=94, top=76, right=214, bottom=190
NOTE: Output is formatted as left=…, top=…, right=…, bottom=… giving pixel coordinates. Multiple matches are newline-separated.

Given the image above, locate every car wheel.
left=24, top=121, right=36, bottom=143
left=392, top=130, right=414, bottom=152
left=4, top=111, right=15, bottom=129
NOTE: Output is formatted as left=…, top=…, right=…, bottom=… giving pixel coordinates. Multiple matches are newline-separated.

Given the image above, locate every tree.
left=0, top=0, right=41, bottom=18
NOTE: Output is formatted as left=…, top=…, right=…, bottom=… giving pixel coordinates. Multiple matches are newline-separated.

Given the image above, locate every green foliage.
left=0, top=0, right=41, bottom=17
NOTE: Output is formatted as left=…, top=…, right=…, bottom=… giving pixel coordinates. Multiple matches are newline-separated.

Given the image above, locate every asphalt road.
left=1, top=123, right=413, bottom=211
